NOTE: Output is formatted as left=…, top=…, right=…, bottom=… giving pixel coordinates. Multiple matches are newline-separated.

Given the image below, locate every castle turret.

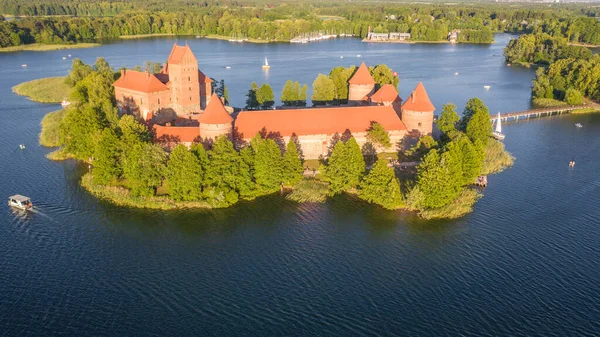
left=348, top=62, right=375, bottom=105
left=198, top=94, right=233, bottom=140
left=401, top=82, right=435, bottom=135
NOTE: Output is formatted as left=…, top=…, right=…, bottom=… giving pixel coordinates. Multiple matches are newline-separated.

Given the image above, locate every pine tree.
left=366, top=121, right=391, bottom=148
left=123, top=143, right=167, bottom=197
left=93, top=128, right=121, bottom=184
left=245, top=82, right=259, bottom=110
left=358, top=159, right=403, bottom=209
left=282, top=139, right=303, bottom=186
left=166, top=144, right=203, bottom=201
left=254, top=138, right=283, bottom=191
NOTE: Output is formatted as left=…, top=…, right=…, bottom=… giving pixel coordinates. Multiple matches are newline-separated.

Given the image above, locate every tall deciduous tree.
left=167, top=144, right=203, bottom=201
left=369, top=64, right=399, bottom=89
left=437, top=103, right=460, bottom=136
left=123, top=143, right=167, bottom=197
left=460, top=97, right=488, bottom=131
left=329, top=66, right=356, bottom=104
left=417, top=149, right=458, bottom=209
left=466, top=106, right=492, bottom=145
left=93, top=128, right=121, bottom=184
left=203, top=136, right=242, bottom=206
left=257, top=83, right=275, bottom=109
left=358, top=159, right=403, bottom=209
left=311, top=74, right=335, bottom=106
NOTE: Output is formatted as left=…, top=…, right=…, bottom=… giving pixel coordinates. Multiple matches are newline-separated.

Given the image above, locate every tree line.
left=0, top=1, right=587, bottom=48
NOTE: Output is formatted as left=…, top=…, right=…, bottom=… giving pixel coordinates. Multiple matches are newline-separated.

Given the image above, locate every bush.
left=419, top=188, right=482, bottom=220
left=481, top=138, right=515, bottom=175
left=286, top=179, right=329, bottom=203
left=39, top=110, right=65, bottom=147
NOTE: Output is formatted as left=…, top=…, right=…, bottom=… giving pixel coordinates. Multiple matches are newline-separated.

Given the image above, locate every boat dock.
left=490, top=104, right=599, bottom=123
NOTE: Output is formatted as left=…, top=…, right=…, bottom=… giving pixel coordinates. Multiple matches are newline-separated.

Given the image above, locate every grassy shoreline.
left=39, top=110, right=64, bottom=147
left=0, top=43, right=100, bottom=53
left=13, top=76, right=72, bottom=103
left=119, top=33, right=176, bottom=39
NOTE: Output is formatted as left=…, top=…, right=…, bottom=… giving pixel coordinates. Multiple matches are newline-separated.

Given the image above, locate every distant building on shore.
left=113, top=44, right=435, bottom=159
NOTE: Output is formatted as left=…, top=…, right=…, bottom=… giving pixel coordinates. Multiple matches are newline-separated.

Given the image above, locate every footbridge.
left=490, top=104, right=599, bottom=123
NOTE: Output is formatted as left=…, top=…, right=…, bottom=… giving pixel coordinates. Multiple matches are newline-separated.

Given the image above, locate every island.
left=25, top=43, right=514, bottom=219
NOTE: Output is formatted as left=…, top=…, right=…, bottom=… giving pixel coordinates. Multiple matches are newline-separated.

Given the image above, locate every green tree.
left=143, top=60, right=163, bottom=73
left=65, top=58, right=92, bottom=87
left=123, top=143, right=167, bottom=197
left=281, top=80, right=296, bottom=107
left=253, top=138, right=283, bottom=191
left=282, top=139, right=303, bottom=186
left=118, top=114, right=151, bottom=154
left=325, top=137, right=365, bottom=194
left=460, top=97, right=488, bottom=131
left=203, top=136, right=242, bottom=206
left=369, top=64, right=399, bottom=89
left=358, top=159, right=403, bottom=209
left=245, top=82, right=259, bottom=110
left=257, top=84, right=275, bottom=109
left=416, top=149, right=459, bottom=209
left=93, top=128, right=121, bottom=184
left=311, top=73, right=335, bottom=106
left=166, top=144, right=203, bottom=201
left=466, top=106, right=492, bottom=144
left=366, top=121, right=391, bottom=148
left=329, top=66, right=356, bottom=104
left=565, top=88, right=583, bottom=105
left=437, top=103, right=460, bottom=136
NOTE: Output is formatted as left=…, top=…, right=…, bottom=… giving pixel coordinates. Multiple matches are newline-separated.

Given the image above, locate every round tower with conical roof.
left=401, top=82, right=435, bottom=135
left=348, top=62, right=376, bottom=105
left=198, top=94, right=233, bottom=140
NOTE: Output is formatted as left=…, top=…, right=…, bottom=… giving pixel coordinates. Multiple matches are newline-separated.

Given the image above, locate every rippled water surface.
left=1, top=35, right=600, bottom=336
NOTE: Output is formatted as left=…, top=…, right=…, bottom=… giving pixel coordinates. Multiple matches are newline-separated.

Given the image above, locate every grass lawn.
left=0, top=43, right=99, bottom=52
left=13, top=76, right=72, bottom=103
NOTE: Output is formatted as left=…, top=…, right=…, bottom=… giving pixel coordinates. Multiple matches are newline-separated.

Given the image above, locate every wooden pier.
left=490, top=104, right=598, bottom=123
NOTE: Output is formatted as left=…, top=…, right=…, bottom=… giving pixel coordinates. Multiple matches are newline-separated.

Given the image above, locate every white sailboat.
left=492, top=112, right=505, bottom=140
left=262, top=57, right=270, bottom=69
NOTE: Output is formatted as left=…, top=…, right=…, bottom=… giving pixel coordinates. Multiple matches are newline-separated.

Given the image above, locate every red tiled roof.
left=153, top=124, right=200, bottom=143
left=370, top=84, right=401, bottom=103
left=167, top=43, right=191, bottom=65
left=198, top=94, right=233, bottom=124
left=349, top=62, right=375, bottom=85
left=113, top=70, right=169, bottom=93
left=235, top=106, right=406, bottom=138
left=402, top=82, right=435, bottom=112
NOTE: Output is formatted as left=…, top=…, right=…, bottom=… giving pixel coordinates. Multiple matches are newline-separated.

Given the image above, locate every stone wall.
left=348, top=84, right=375, bottom=104
left=401, top=109, right=434, bottom=135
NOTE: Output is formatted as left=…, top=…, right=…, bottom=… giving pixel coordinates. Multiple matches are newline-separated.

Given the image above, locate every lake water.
left=1, top=34, right=600, bottom=336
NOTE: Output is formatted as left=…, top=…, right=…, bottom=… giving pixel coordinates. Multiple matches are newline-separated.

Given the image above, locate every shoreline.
left=12, top=76, right=71, bottom=103
left=0, top=43, right=100, bottom=53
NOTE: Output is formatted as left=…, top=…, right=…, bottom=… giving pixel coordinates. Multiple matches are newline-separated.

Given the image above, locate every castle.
left=114, top=44, right=435, bottom=159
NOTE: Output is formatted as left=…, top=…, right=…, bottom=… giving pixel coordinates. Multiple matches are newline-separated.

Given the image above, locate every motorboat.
left=61, top=100, right=71, bottom=108
left=484, top=85, right=491, bottom=90
left=8, top=195, right=32, bottom=210
left=225, top=66, right=231, bottom=69
left=575, top=123, right=583, bottom=128
left=22, top=64, right=27, bottom=68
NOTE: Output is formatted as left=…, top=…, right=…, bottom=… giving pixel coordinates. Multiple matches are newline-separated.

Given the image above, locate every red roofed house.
left=401, top=82, right=435, bottom=135
left=113, top=43, right=212, bottom=121
left=348, top=62, right=376, bottom=105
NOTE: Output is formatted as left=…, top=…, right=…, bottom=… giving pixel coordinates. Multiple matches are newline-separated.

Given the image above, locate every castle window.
left=158, top=98, right=161, bottom=104
left=188, top=76, right=191, bottom=81
left=140, top=98, right=143, bottom=105
left=190, top=96, right=192, bottom=101
left=189, top=87, right=191, bottom=91
left=418, top=122, right=422, bottom=127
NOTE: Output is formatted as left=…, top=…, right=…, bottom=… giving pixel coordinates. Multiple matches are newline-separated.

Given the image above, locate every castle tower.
left=348, top=62, right=376, bottom=105
left=401, top=82, right=435, bottom=135
left=199, top=94, right=233, bottom=140
left=163, top=43, right=212, bottom=115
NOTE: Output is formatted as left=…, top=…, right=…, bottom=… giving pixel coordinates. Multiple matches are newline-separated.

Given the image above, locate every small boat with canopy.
left=8, top=195, right=32, bottom=210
